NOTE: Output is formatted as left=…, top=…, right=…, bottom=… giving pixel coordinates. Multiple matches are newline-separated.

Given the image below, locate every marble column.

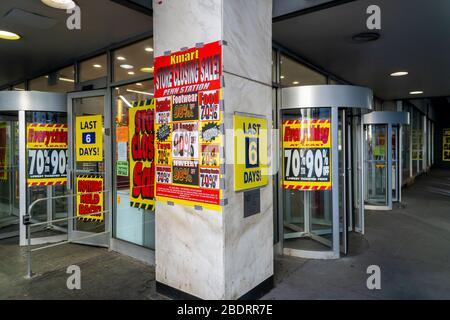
left=153, top=0, right=273, bottom=300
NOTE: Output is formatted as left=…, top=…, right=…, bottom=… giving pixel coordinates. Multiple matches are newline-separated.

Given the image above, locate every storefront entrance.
left=363, top=111, right=410, bottom=210
left=280, top=85, right=372, bottom=259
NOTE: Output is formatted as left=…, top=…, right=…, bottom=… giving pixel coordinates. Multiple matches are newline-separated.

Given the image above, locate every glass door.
left=68, top=90, right=110, bottom=247
left=0, top=117, right=19, bottom=240
left=364, top=124, right=389, bottom=208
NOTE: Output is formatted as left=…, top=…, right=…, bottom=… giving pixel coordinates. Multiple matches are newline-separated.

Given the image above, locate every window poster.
left=0, top=123, right=8, bottom=181
left=154, top=41, right=223, bottom=211
left=128, top=99, right=156, bottom=210
left=76, top=175, right=104, bottom=222
left=443, top=128, right=450, bottom=162
left=75, top=115, right=103, bottom=162
left=282, top=119, right=332, bottom=190
left=26, top=123, right=68, bottom=186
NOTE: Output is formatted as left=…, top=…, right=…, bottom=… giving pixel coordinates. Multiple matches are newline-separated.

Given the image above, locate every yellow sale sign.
left=76, top=175, right=104, bottom=222
left=234, top=114, right=268, bottom=191
left=76, top=115, right=103, bottom=162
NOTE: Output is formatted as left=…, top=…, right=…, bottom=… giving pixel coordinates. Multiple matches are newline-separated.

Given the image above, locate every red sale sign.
left=154, top=41, right=223, bottom=211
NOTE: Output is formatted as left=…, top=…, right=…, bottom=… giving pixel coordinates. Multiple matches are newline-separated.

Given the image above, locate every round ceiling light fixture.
left=390, top=71, right=409, bottom=77
left=0, top=30, right=21, bottom=41
left=352, top=31, right=380, bottom=43
left=41, top=0, right=76, bottom=9
left=120, top=64, right=134, bottom=70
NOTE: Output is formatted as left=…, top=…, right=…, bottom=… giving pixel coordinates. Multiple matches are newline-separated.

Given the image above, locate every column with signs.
left=154, top=41, right=223, bottom=211
left=283, top=119, right=332, bottom=190
left=75, top=115, right=104, bottom=221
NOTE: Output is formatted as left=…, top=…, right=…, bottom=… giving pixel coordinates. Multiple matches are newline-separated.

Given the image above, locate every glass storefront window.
left=79, top=54, right=108, bottom=82
left=113, top=80, right=155, bottom=249
left=113, top=38, right=154, bottom=82
left=29, top=66, right=75, bottom=93
left=402, top=105, right=411, bottom=183
left=280, top=54, right=326, bottom=87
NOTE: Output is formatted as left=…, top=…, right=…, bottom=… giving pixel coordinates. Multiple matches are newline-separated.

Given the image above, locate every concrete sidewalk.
left=264, top=169, right=450, bottom=300
left=1, top=170, right=450, bottom=299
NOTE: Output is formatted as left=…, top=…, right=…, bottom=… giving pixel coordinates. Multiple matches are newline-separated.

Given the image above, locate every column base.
left=156, top=275, right=274, bottom=300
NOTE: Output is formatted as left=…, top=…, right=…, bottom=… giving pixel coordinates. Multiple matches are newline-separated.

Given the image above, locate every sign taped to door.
left=26, top=123, right=68, bottom=186
left=154, top=41, right=223, bottom=211
left=443, top=128, right=450, bottom=162
left=129, top=99, right=156, bottom=210
left=76, top=115, right=103, bottom=162
left=0, top=123, right=8, bottom=181
left=76, top=175, right=104, bottom=222
left=283, top=119, right=332, bottom=190
left=234, top=114, right=268, bottom=191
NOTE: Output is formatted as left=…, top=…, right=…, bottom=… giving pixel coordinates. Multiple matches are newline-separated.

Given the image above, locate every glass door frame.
left=362, top=111, right=410, bottom=211
left=67, top=90, right=111, bottom=248
left=278, top=85, right=373, bottom=260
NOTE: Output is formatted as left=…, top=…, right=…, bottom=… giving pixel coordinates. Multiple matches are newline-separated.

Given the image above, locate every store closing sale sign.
left=154, top=41, right=223, bottom=210
left=283, top=119, right=332, bottom=190
left=234, top=114, right=268, bottom=191
left=26, top=123, right=68, bottom=186
left=76, top=115, right=103, bottom=162
left=129, top=100, right=156, bottom=210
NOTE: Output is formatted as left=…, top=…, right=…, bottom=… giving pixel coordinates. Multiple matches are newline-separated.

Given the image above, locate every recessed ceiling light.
left=0, top=30, right=21, bottom=41
left=390, top=71, right=408, bottom=77
left=126, top=89, right=153, bottom=96
left=293, top=81, right=299, bottom=85
left=128, top=71, right=135, bottom=75
left=93, top=64, right=102, bottom=68
left=120, top=64, right=134, bottom=70
left=136, top=83, right=143, bottom=86
left=280, top=76, right=285, bottom=79
left=140, top=67, right=154, bottom=73
left=41, top=0, right=76, bottom=10
left=145, top=47, right=154, bottom=52
left=410, top=91, right=423, bottom=95
left=117, top=56, right=126, bottom=61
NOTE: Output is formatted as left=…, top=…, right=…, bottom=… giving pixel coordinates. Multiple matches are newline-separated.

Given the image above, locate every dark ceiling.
left=0, top=0, right=152, bottom=88
left=273, top=0, right=450, bottom=100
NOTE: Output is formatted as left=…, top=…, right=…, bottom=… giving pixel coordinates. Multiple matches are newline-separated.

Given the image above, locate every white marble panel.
left=223, top=0, right=272, bottom=85
left=155, top=202, right=225, bottom=299
left=153, top=0, right=223, bottom=56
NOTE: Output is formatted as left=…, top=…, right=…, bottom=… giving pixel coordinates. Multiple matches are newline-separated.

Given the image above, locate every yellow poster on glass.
left=76, top=115, right=103, bottom=162
left=234, top=114, right=268, bottom=192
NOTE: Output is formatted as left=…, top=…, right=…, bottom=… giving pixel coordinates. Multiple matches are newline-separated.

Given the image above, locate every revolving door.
left=363, top=111, right=410, bottom=210
left=0, top=91, right=67, bottom=245
left=280, top=85, right=372, bottom=259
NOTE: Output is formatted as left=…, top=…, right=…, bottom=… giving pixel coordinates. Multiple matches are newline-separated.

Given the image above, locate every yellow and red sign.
left=443, top=128, right=450, bottom=162
left=76, top=115, right=103, bottom=162
left=76, top=175, right=104, bottom=222
left=0, top=123, right=8, bottom=181
left=129, top=100, right=156, bottom=210
left=26, top=123, right=68, bottom=186
left=282, top=119, right=332, bottom=190
left=234, top=114, right=268, bottom=191
left=154, top=41, right=223, bottom=211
